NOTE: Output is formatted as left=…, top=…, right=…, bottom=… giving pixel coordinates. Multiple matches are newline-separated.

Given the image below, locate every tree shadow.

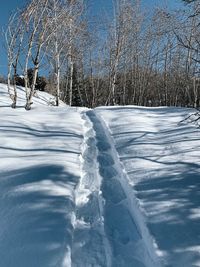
left=0, top=119, right=82, bottom=159
left=0, top=164, right=79, bottom=267
left=0, top=124, right=82, bottom=138
left=98, top=107, right=200, bottom=267
left=134, top=163, right=200, bottom=267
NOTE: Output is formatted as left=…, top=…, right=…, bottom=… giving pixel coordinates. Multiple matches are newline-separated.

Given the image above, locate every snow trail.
left=72, top=111, right=112, bottom=267
left=79, top=110, right=162, bottom=267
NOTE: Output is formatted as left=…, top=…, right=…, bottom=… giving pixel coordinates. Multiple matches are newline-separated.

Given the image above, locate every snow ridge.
left=87, top=110, right=162, bottom=267
left=72, top=111, right=112, bottom=267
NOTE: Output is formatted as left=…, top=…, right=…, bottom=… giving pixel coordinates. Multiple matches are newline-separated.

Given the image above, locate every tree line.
left=4, top=0, right=200, bottom=109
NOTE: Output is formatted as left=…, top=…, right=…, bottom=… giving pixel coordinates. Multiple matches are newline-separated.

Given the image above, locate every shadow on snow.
left=0, top=165, right=79, bottom=267
left=101, top=107, right=200, bottom=267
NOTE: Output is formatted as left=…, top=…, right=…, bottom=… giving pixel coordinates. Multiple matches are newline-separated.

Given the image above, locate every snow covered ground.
left=96, top=106, right=200, bottom=267
left=0, top=85, right=83, bottom=266
left=0, top=83, right=200, bottom=267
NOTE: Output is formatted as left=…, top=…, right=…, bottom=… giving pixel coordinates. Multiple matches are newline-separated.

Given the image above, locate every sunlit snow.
left=0, top=84, right=200, bottom=267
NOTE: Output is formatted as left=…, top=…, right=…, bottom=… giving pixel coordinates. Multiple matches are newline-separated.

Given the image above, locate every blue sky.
left=0, top=0, right=182, bottom=76
left=0, top=1, right=25, bottom=75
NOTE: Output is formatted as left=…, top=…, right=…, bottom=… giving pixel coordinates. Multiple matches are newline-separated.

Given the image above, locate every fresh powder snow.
left=0, top=83, right=200, bottom=267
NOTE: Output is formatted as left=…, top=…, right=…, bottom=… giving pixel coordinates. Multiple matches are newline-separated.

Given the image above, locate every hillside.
left=0, top=83, right=200, bottom=267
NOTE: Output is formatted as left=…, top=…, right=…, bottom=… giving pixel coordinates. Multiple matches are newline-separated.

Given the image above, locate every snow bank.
left=96, top=106, right=200, bottom=267
left=0, top=84, right=83, bottom=267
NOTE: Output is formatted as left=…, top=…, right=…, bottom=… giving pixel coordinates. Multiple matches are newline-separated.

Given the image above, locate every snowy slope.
left=0, top=84, right=83, bottom=266
left=0, top=83, right=200, bottom=267
left=96, top=106, right=200, bottom=267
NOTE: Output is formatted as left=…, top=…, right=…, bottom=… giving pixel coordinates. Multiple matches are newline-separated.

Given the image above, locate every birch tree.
left=5, top=11, right=24, bottom=108
left=46, top=0, right=84, bottom=106
left=21, top=0, right=51, bottom=110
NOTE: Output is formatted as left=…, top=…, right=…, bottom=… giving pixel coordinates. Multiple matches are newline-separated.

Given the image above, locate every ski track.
left=72, top=109, right=162, bottom=267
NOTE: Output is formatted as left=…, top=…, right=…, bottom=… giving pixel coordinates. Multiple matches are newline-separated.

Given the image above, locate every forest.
left=4, top=0, right=200, bottom=109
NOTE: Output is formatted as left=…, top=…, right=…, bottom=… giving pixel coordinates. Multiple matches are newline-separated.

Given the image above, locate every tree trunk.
left=69, top=54, right=73, bottom=106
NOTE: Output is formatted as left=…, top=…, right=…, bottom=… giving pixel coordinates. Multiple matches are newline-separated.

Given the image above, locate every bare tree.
left=5, top=11, right=24, bottom=108
left=20, top=0, right=51, bottom=110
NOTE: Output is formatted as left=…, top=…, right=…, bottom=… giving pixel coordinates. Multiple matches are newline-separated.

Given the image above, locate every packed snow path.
left=71, top=111, right=112, bottom=267
left=72, top=110, right=161, bottom=267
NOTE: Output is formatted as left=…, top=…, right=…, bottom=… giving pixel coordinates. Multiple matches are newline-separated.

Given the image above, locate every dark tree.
left=36, top=76, right=47, bottom=91
left=182, top=0, right=196, bottom=3
left=15, top=75, right=25, bottom=87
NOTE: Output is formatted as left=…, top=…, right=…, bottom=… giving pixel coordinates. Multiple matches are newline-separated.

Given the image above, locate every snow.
left=0, top=83, right=200, bottom=267
left=0, top=85, right=83, bottom=266
left=96, top=106, right=200, bottom=267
